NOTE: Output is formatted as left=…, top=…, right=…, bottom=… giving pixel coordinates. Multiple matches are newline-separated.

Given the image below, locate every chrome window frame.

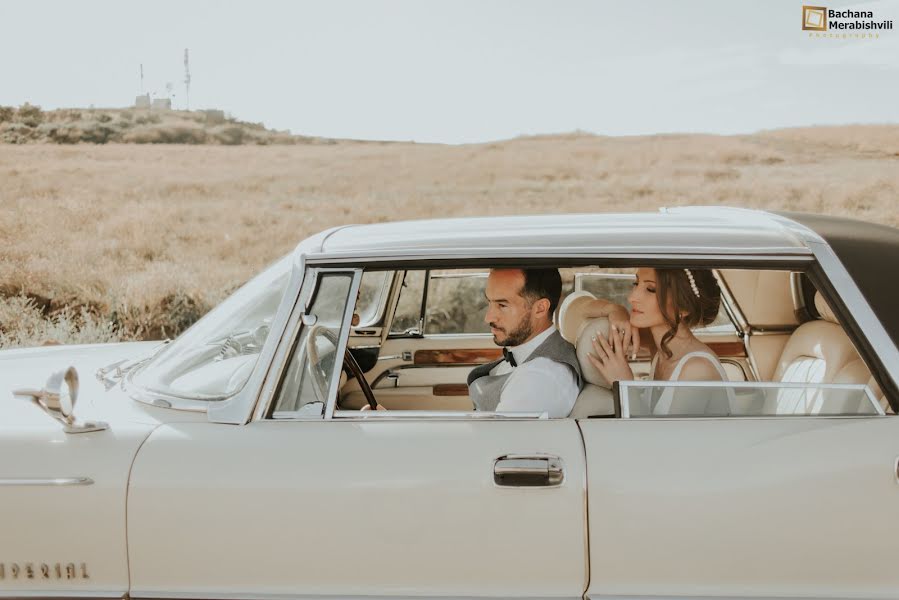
left=252, top=267, right=361, bottom=422
left=617, top=380, right=885, bottom=419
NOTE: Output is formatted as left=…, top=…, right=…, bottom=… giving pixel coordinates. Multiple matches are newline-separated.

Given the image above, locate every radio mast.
left=183, top=48, right=191, bottom=111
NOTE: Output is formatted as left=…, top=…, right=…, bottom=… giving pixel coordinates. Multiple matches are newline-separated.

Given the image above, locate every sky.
left=1, top=0, right=897, bottom=143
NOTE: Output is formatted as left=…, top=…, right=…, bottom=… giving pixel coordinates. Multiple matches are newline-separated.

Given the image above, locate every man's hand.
left=360, top=403, right=387, bottom=412
left=587, top=325, right=635, bottom=383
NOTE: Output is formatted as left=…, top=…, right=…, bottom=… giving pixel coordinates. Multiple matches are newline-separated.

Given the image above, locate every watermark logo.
left=803, top=6, right=828, bottom=31
left=804, top=5, right=893, bottom=38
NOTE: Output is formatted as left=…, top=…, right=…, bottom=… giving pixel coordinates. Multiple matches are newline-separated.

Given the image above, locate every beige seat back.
left=769, top=292, right=874, bottom=414
left=559, top=292, right=615, bottom=418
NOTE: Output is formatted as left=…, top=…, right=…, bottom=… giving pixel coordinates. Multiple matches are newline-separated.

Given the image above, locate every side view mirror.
left=13, top=367, right=108, bottom=434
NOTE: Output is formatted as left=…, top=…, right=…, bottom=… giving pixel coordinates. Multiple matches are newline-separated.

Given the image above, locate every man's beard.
left=491, top=317, right=533, bottom=347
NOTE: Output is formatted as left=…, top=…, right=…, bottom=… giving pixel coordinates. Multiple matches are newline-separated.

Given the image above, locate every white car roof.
left=312, top=207, right=812, bottom=259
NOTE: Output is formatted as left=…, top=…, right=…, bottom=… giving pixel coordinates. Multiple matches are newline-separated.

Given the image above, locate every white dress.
left=646, top=351, right=735, bottom=416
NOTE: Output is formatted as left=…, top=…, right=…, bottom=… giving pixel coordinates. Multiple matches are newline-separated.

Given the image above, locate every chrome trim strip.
left=587, top=596, right=867, bottom=600
left=332, top=409, right=547, bottom=420
left=133, top=594, right=575, bottom=600
left=305, top=250, right=815, bottom=264
left=0, top=477, right=94, bottom=486
left=0, top=592, right=122, bottom=598
left=749, top=327, right=797, bottom=335
left=324, top=270, right=363, bottom=420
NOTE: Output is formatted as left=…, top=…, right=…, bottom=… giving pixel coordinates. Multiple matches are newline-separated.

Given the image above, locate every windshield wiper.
left=95, top=339, right=171, bottom=390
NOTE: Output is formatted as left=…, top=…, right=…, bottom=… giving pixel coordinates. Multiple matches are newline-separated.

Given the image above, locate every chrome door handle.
left=494, top=454, right=564, bottom=487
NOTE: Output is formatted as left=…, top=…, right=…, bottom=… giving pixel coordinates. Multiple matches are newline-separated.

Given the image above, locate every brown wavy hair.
left=654, top=268, right=722, bottom=358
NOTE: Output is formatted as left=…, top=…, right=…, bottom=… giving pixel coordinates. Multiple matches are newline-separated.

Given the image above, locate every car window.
left=355, top=270, right=392, bottom=328
left=425, top=272, right=490, bottom=335
left=618, top=381, right=884, bottom=418
left=130, top=254, right=291, bottom=401
left=390, top=270, right=426, bottom=335
left=270, top=272, right=356, bottom=418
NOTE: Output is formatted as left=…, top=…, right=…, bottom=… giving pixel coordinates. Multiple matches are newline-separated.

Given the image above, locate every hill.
left=0, top=103, right=345, bottom=145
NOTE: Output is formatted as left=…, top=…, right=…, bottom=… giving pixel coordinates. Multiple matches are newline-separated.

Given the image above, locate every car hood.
left=0, top=341, right=206, bottom=429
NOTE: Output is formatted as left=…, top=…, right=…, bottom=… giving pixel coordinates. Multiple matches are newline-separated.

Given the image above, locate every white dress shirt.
left=491, top=326, right=579, bottom=418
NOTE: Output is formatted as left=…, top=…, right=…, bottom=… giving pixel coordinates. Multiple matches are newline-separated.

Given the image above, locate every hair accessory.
left=684, top=269, right=700, bottom=298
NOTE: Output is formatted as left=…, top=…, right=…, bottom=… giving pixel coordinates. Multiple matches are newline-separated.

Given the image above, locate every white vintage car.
left=2, top=206, right=898, bottom=600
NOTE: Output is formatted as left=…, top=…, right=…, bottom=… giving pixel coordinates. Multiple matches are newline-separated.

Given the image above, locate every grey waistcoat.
left=466, top=329, right=582, bottom=412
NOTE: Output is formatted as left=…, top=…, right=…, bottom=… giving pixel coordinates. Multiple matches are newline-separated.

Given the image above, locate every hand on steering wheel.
left=304, top=326, right=378, bottom=410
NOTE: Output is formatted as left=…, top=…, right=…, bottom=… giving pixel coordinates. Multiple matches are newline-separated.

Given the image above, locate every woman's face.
left=628, top=267, right=667, bottom=329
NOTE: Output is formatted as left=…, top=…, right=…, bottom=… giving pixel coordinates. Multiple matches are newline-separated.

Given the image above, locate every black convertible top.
left=780, top=212, right=899, bottom=353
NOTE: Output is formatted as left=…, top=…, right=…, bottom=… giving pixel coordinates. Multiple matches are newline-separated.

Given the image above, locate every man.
left=467, top=268, right=581, bottom=417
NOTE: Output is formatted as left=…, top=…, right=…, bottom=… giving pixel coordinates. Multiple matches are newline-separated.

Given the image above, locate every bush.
left=212, top=125, right=247, bottom=145
left=0, top=295, right=126, bottom=349
left=78, top=121, right=118, bottom=144
left=134, top=113, right=161, bottom=125
left=0, top=122, right=39, bottom=143
left=0, top=106, right=13, bottom=123
left=17, top=102, right=44, bottom=127
left=122, top=124, right=207, bottom=144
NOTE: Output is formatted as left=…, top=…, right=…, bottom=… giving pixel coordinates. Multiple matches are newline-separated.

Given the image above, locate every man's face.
left=484, top=269, right=535, bottom=347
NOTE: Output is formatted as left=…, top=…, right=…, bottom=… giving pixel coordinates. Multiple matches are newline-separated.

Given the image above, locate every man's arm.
left=495, top=358, right=579, bottom=418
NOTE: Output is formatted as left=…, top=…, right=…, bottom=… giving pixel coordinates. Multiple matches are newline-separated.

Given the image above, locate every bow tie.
left=502, top=347, right=517, bottom=367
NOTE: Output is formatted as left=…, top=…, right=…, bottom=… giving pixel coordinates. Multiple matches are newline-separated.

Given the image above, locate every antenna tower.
left=183, top=48, right=191, bottom=111
left=140, top=63, right=144, bottom=94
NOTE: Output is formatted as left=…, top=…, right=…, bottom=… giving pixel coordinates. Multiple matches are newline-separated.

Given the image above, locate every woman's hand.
left=607, top=306, right=639, bottom=360
left=587, top=325, right=635, bottom=383
left=360, top=403, right=386, bottom=412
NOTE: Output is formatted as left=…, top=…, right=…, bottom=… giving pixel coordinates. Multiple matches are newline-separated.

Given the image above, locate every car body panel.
left=127, top=420, right=587, bottom=599
left=581, top=417, right=899, bottom=598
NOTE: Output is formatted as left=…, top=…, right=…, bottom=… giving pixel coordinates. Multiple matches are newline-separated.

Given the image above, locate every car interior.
left=271, top=266, right=893, bottom=419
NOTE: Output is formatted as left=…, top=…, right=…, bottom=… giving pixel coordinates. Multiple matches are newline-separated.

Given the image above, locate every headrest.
left=814, top=292, right=839, bottom=325
left=558, top=291, right=613, bottom=389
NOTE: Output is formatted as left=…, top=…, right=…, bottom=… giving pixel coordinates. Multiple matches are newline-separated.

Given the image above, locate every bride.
left=584, top=268, right=730, bottom=406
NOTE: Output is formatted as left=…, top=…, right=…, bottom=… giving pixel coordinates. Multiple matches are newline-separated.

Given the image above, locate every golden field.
left=1, top=125, right=898, bottom=347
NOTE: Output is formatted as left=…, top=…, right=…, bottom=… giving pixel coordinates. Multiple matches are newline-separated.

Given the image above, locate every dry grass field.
left=1, top=125, right=897, bottom=348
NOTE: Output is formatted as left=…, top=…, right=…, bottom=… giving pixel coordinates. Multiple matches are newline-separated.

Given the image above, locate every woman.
left=585, top=267, right=731, bottom=414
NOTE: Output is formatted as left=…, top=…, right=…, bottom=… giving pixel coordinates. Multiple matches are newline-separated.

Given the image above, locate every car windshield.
left=130, top=254, right=292, bottom=401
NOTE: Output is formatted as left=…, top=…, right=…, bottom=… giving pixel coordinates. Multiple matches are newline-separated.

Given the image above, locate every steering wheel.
left=304, top=325, right=377, bottom=410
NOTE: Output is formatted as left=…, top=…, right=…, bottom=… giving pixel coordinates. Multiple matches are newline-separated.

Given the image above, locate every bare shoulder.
left=678, top=355, right=725, bottom=381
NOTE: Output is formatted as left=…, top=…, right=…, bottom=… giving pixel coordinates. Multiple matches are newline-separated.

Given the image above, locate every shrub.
left=78, top=121, right=118, bottom=144
left=122, top=124, right=207, bottom=144
left=0, top=106, right=13, bottom=123
left=0, top=122, right=39, bottom=143
left=18, top=102, right=44, bottom=127
left=212, top=125, right=247, bottom=145
left=0, top=295, right=126, bottom=349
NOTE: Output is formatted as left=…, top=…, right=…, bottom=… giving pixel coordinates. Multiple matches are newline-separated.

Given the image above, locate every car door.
left=126, top=267, right=588, bottom=600
left=580, top=380, right=899, bottom=599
